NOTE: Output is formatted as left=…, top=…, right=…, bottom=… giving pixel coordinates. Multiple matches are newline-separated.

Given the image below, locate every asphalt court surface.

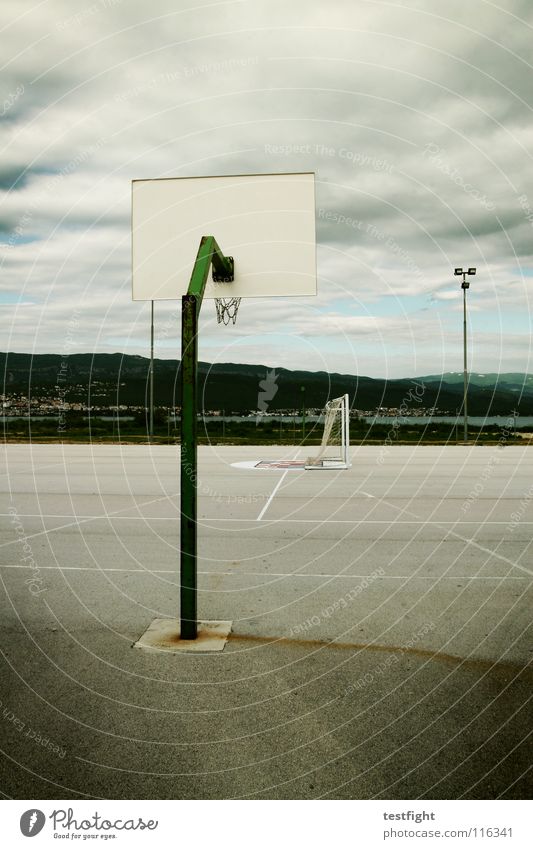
left=0, top=443, right=532, bottom=799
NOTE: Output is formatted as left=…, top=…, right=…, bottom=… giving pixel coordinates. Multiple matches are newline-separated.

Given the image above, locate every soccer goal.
left=305, top=394, right=351, bottom=469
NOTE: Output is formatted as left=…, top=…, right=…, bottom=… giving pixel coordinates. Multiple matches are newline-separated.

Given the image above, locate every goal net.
left=305, top=394, right=351, bottom=469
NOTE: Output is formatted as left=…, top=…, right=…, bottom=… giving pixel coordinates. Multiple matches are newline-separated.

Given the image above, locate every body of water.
left=3, top=414, right=533, bottom=428
left=203, top=415, right=533, bottom=427
left=365, top=415, right=533, bottom=427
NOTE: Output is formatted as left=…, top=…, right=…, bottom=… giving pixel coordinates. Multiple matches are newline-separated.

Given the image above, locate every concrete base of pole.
left=133, top=618, right=233, bottom=653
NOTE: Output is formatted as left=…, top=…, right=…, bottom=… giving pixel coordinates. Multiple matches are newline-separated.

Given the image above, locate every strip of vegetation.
left=2, top=414, right=528, bottom=445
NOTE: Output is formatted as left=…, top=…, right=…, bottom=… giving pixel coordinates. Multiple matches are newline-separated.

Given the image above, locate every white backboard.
left=131, top=172, right=316, bottom=300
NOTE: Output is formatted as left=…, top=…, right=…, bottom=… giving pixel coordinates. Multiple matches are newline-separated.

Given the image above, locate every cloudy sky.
left=1, top=0, right=533, bottom=378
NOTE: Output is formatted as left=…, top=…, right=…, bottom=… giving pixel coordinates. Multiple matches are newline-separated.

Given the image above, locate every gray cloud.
left=1, top=0, right=532, bottom=377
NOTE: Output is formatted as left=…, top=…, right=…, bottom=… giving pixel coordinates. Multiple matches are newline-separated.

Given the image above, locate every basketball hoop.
left=212, top=254, right=240, bottom=324
left=131, top=173, right=317, bottom=642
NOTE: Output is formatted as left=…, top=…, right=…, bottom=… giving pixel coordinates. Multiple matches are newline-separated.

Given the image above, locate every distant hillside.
left=1, top=353, right=531, bottom=415
left=416, top=372, right=533, bottom=414
left=418, top=372, right=533, bottom=400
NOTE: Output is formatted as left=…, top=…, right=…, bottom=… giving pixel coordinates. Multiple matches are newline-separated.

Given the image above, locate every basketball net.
left=215, top=296, right=241, bottom=325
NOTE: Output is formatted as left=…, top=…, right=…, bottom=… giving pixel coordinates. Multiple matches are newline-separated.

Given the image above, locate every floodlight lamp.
left=454, top=268, right=463, bottom=275
left=461, top=279, right=470, bottom=289
left=468, top=267, right=476, bottom=275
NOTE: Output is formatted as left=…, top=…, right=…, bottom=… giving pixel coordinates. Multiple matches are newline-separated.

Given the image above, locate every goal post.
left=305, top=393, right=351, bottom=469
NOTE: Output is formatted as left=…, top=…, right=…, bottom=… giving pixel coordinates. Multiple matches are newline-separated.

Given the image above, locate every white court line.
left=1, top=512, right=531, bottom=526
left=209, top=518, right=533, bottom=525
left=0, top=514, right=532, bottom=556
left=1, top=515, right=532, bottom=554
left=256, top=471, right=289, bottom=520
left=1, top=516, right=531, bottom=580
left=0, top=461, right=68, bottom=478
left=0, top=564, right=529, bottom=580
left=256, top=452, right=303, bottom=520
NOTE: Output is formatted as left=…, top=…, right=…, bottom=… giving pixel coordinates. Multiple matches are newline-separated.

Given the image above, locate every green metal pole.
left=180, top=292, right=198, bottom=638
left=180, top=236, right=233, bottom=640
left=149, top=300, right=154, bottom=440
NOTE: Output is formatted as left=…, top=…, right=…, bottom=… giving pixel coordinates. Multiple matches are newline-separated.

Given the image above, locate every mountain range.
left=1, top=353, right=532, bottom=415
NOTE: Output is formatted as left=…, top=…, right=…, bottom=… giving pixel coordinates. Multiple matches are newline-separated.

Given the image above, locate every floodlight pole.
left=462, top=283, right=468, bottom=444
left=454, top=267, right=475, bottom=444
left=180, top=236, right=234, bottom=639
left=149, top=301, right=154, bottom=440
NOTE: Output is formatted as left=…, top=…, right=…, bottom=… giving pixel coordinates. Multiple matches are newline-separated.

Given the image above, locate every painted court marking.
left=255, top=451, right=304, bottom=521
left=256, top=467, right=292, bottom=521
left=7, top=513, right=528, bottom=523
left=0, top=564, right=529, bottom=580
left=1, top=514, right=532, bottom=553
left=250, top=455, right=374, bottom=520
